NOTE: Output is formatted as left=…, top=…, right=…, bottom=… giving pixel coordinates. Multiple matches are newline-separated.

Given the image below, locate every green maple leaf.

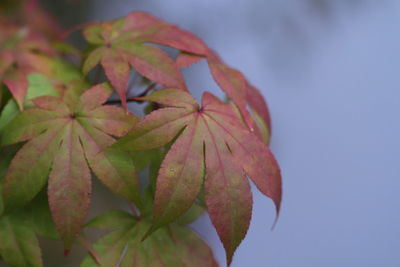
left=112, top=89, right=282, bottom=264
left=0, top=192, right=58, bottom=267
left=81, top=209, right=217, bottom=267
left=1, top=82, right=140, bottom=248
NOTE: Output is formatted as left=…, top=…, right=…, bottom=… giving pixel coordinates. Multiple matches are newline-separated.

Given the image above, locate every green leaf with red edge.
left=125, top=12, right=271, bottom=144
left=48, top=119, right=92, bottom=248
left=112, top=89, right=281, bottom=264
left=3, top=69, right=29, bottom=110
left=0, top=52, right=80, bottom=113
left=0, top=83, right=140, bottom=248
left=81, top=211, right=218, bottom=267
left=0, top=25, right=57, bottom=110
left=0, top=73, right=59, bottom=131
left=82, top=11, right=195, bottom=110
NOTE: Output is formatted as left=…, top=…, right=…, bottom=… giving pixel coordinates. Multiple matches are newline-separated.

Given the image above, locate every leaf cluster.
left=0, top=1, right=282, bottom=266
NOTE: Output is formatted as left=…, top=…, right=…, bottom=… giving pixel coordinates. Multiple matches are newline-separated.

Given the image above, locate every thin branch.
left=137, top=82, right=157, bottom=97
left=61, top=21, right=97, bottom=40
left=104, top=98, right=141, bottom=105
left=105, top=83, right=157, bottom=105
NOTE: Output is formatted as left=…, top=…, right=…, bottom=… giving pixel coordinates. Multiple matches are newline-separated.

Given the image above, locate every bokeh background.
left=8, top=1, right=400, bottom=266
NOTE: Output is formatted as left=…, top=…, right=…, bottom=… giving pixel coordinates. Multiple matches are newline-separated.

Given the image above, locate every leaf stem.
left=78, top=235, right=102, bottom=265
left=94, top=66, right=101, bottom=84
left=128, top=202, right=140, bottom=217
left=139, top=82, right=157, bottom=97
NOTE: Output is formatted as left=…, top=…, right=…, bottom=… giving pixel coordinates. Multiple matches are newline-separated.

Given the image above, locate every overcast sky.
left=10, top=1, right=399, bottom=266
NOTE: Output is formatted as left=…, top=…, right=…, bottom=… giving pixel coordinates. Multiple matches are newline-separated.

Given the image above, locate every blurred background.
left=7, top=0, right=400, bottom=266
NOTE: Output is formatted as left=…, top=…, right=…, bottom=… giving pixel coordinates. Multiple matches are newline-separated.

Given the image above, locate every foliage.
left=0, top=1, right=282, bottom=266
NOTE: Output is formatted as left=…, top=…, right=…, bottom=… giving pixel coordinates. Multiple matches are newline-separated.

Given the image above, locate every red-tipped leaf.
left=1, top=82, right=140, bottom=247
left=113, top=89, right=281, bottom=263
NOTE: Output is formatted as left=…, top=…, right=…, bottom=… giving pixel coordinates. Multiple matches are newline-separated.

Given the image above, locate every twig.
left=104, top=98, right=141, bottom=105
left=137, top=82, right=156, bottom=97
left=105, top=83, right=157, bottom=105
left=61, top=21, right=97, bottom=40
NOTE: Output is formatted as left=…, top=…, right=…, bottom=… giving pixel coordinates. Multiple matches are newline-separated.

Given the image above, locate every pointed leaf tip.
left=129, top=90, right=281, bottom=265
left=2, top=83, right=141, bottom=248
left=81, top=219, right=218, bottom=267
left=64, top=249, right=70, bottom=257
left=82, top=14, right=195, bottom=107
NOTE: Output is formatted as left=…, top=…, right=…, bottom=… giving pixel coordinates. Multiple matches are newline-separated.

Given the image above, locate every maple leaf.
left=175, top=51, right=273, bottom=144
left=0, top=82, right=140, bottom=248
left=82, top=11, right=203, bottom=110
left=0, top=25, right=56, bottom=110
left=112, top=89, right=282, bottom=264
left=245, top=82, right=272, bottom=143
left=0, top=216, right=43, bottom=267
left=0, top=191, right=58, bottom=267
left=0, top=71, right=78, bottom=131
left=118, top=16, right=273, bottom=145
left=81, top=209, right=218, bottom=267
left=207, top=55, right=272, bottom=144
